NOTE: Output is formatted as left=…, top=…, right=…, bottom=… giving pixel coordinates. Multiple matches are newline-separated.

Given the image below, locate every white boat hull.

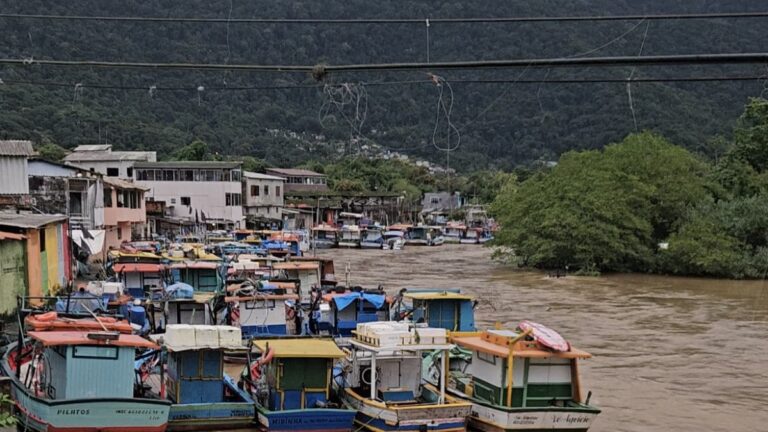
left=469, top=402, right=599, bottom=431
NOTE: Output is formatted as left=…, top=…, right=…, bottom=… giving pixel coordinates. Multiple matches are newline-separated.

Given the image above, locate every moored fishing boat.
left=311, top=224, right=339, bottom=249
left=460, top=228, right=483, bottom=245
left=393, top=290, right=476, bottom=332
left=338, top=225, right=362, bottom=248
left=406, top=226, right=445, bottom=246
left=334, top=322, right=471, bottom=431
left=360, top=227, right=385, bottom=249
left=241, top=338, right=356, bottom=431
left=426, top=324, right=600, bottom=431
left=1, top=328, right=171, bottom=431
left=140, top=325, right=255, bottom=431
left=443, top=224, right=466, bottom=244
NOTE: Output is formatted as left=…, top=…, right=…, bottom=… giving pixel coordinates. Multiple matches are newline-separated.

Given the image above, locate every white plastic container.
left=164, top=324, right=195, bottom=348
left=194, top=325, right=219, bottom=348
left=218, top=325, right=242, bottom=347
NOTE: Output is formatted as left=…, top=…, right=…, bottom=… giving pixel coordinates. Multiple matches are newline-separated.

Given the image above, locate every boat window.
left=477, top=350, right=496, bottom=365
left=72, top=345, right=118, bottom=360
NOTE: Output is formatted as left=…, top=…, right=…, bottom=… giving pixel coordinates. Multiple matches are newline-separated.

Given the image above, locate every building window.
left=275, top=186, right=281, bottom=197
left=181, top=170, right=194, bottom=181
left=263, top=185, right=269, bottom=195
left=104, top=188, right=113, bottom=207
left=117, top=226, right=122, bottom=240
left=39, top=231, right=46, bottom=252
left=431, top=197, right=440, bottom=204
left=127, top=167, right=133, bottom=178
left=181, top=197, right=191, bottom=206
left=170, top=198, right=176, bottom=204
left=226, top=193, right=241, bottom=206
left=107, top=167, right=119, bottom=177
left=251, top=185, right=259, bottom=196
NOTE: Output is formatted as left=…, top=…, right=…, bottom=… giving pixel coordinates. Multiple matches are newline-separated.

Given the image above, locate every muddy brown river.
left=318, top=244, right=768, bottom=432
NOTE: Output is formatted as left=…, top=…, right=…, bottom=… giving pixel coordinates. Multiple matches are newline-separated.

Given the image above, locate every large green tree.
left=492, top=132, right=710, bottom=273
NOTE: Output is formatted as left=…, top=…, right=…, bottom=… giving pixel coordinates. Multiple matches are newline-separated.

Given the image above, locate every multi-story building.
left=243, top=171, right=285, bottom=223
left=102, top=177, right=149, bottom=249
left=134, top=161, right=244, bottom=230
left=63, top=144, right=156, bottom=179
left=265, top=168, right=328, bottom=193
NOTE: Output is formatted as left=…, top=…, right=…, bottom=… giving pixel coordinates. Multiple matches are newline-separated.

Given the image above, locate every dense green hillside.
left=0, top=0, right=766, bottom=169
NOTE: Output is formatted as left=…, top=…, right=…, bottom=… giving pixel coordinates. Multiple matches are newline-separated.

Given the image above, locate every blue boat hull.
left=354, top=411, right=467, bottom=432
left=168, top=401, right=255, bottom=431
left=256, top=406, right=356, bottom=432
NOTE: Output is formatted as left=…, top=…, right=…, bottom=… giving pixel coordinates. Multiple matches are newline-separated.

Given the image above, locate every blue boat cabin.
left=405, top=292, right=475, bottom=332
left=167, top=348, right=228, bottom=404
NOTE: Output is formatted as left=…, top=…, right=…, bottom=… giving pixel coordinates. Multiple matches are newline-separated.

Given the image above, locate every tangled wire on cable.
left=318, top=82, right=369, bottom=153
left=430, top=73, right=460, bottom=153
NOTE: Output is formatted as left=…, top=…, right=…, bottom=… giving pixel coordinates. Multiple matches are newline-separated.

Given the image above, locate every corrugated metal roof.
left=0, top=212, right=68, bottom=229
left=243, top=171, right=285, bottom=181
left=266, top=168, right=325, bottom=177
left=134, top=161, right=241, bottom=169
left=103, top=176, right=149, bottom=191
left=0, top=140, right=34, bottom=156
left=64, top=150, right=155, bottom=162
left=74, top=144, right=112, bottom=151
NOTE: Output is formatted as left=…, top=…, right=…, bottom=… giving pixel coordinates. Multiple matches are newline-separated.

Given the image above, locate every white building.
left=243, top=171, right=285, bottom=221
left=133, top=161, right=244, bottom=229
left=64, top=144, right=156, bottom=179
left=0, top=140, right=33, bottom=195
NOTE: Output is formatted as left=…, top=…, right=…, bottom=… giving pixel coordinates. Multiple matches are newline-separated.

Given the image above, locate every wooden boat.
left=427, top=326, right=600, bottom=431
left=338, top=225, right=362, bottom=248
left=140, top=325, right=255, bottom=431
left=311, top=290, right=390, bottom=337
left=271, top=261, right=323, bottom=306
left=406, top=226, right=445, bottom=246
left=1, top=330, right=171, bottom=431
left=460, top=228, right=483, bottom=245
left=311, top=224, right=339, bottom=249
left=334, top=322, right=471, bottom=431
left=112, top=261, right=166, bottom=299
left=443, top=224, right=465, bottom=244
left=242, top=338, right=357, bottom=431
left=360, top=228, right=385, bottom=249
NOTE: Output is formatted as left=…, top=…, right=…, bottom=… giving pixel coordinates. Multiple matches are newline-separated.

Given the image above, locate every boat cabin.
left=317, top=291, right=389, bottom=336
left=406, top=226, right=444, bottom=246
left=311, top=224, right=339, bottom=248
left=272, top=261, right=321, bottom=305
left=360, top=228, right=384, bottom=248
left=113, top=262, right=166, bottom=299
left=169, top=261, right=223, bottom=293
left=338, top=225, right=362, bottom=248
left=225, top=293, right=299, bottom=337
left=402, top=291, right=476, bottom=332
left=251, top=338, right=344, bottom=411
left=28, top=331, right=157, bottom=400
left=444, top=224, right=466, bottom=243
left=157, top=325, right=255, bottom=430
left=450, top=329, right=592, bottom=409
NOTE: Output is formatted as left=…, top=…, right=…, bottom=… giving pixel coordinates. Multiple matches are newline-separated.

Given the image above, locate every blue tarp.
left=332, top=292, right=386, bottom=311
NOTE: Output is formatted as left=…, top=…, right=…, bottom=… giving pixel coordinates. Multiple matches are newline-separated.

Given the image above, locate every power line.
left=1, top=75, right=764, bottom=92
left=2, top=53, right=768, bottom=74
left=1, top=11, right=768, bottom=24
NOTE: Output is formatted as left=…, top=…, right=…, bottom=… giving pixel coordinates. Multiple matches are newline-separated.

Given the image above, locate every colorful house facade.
left=0, top=213, right=71, bottom=315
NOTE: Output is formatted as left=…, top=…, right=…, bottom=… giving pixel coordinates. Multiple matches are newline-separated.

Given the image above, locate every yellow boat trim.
left=253, top=338, right=345, bottom=358
left=404, top=292, right=474, bottom=301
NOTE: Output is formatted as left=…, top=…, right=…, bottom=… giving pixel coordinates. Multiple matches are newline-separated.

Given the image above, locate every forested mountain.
left=0, top=1, right=766, bottom=170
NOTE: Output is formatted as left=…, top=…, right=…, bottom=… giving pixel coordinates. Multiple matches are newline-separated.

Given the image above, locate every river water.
left=319, top=244, right=768, bottom=432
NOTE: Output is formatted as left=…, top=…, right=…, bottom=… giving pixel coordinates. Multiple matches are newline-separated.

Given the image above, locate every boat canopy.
left=383, top=230, right=405, bottom=237
left=252, top=338, right=345, bottom=358
left=29, top=331, right=159, bottom=349
left=273, top=261, right=319, bottom=271
left=331, top=292, right=387, bottom=311
left=451, top=331, right=592, bottom=359
left=113, top=263, right=165, bottom=273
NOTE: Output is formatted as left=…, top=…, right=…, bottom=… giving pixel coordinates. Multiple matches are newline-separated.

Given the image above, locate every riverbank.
left=320, top=244, right=768, bottom=432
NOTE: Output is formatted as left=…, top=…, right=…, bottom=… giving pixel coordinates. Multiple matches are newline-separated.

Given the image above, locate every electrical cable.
left=1, top=11, right=768, bottom=24
left=0, top=53, right=768, bottom=74
left=1, top=75, right=765, bottom=92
